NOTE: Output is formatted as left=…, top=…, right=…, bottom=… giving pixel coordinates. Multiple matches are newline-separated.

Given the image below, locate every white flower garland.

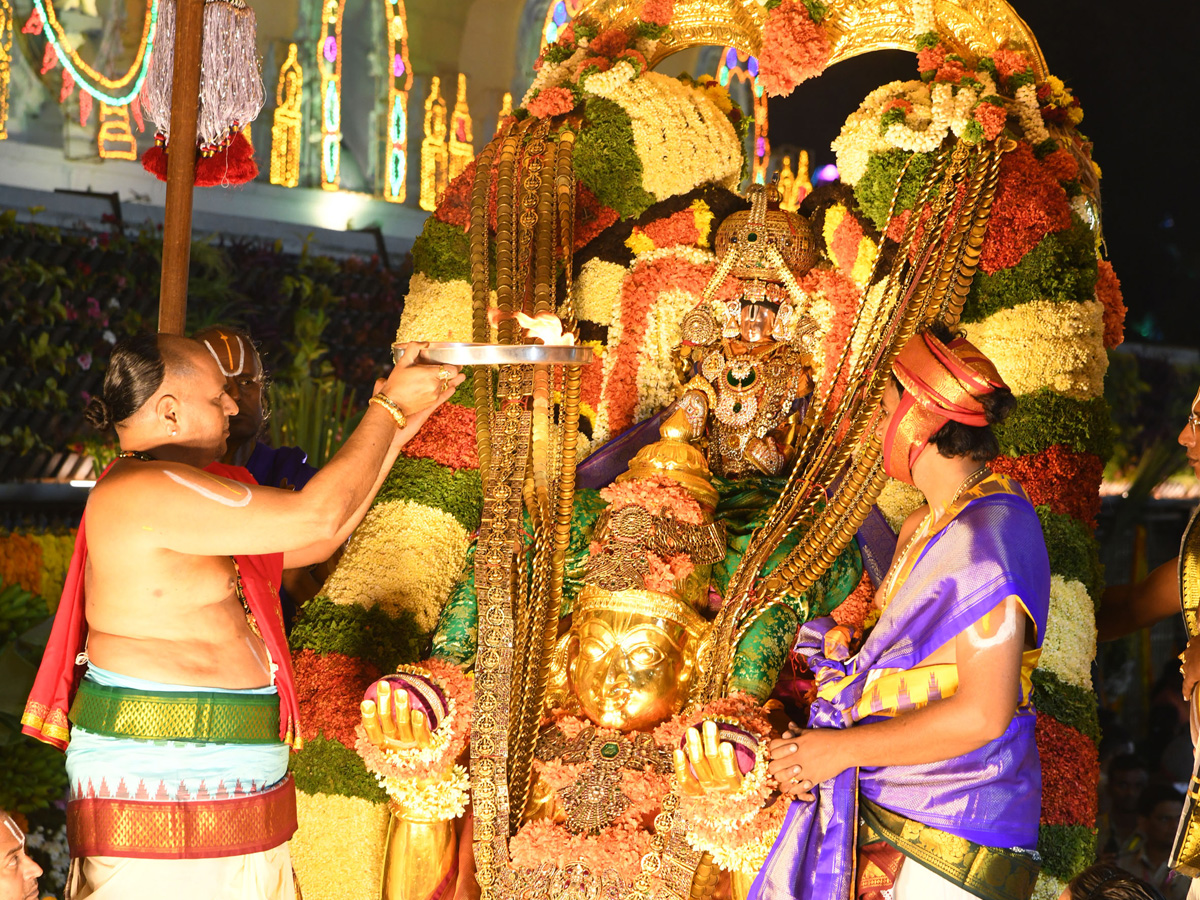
left=876, top=479, right=926, bottom=532
left=832, top=80, right=931, bottom=185
left=1039, top=575, right=1096, bottom=692
left=637, top=285, right=696, bottom=423
left=1014, top=82, right=1050, bottom=144
left=913, top=0, right=934, bottom=33
left=378, top=764, right=471, bottom=821
left=594, top=72, right=741, bottom=202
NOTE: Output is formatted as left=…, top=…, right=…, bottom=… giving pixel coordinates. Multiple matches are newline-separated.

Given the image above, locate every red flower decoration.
left=991, top=445, right=1104, bottom=529
left=978, top=142, right=1073, bottom=274
left=589, top=26, right=633, bottom=58
left=934, top=59, right=969, bottom=85
left=1095, top=260, right=1126, bottom=350
left=527, top=86, right=579, bottom=119
left=629, top=205, right=703, bottom=251
left=1036, top=712, right=1099, bottom=828
left=800, top=267, right=862, bottom=411
left=831, top=571, right=875, bottom=628
left=759, top=0, right=833, bottom=98
left=401, top=402, right=480, bottom=470
left=1039, top=147, right=1079, bottom=183
left=433, top=158, right=478, bottom=229
left=972, top=102, right=1008, bottom=142
left=641, top=0, right=675, bottom=26
left=991, top=49, right=1031, bottom=79
left=293, top=649, right=382, bottom=747
left=574, top=182, right=620, bottom=251
left=916, top=44, right=947, bottom=74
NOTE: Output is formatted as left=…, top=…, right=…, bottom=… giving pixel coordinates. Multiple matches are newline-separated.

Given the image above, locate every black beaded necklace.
left=116, top=450, right=156, bottom=461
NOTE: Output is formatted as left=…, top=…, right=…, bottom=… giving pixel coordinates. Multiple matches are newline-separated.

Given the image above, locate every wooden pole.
left=157, top=0, right=206, bottom=335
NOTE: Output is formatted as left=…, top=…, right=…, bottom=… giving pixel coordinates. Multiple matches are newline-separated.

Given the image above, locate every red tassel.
left=79, top=92, right=93, bottom=127
left=131, top=94, right=145, bottom=133
left=141, top=144, right=168, bottom=181
left=59, top=69, right=75, bottom=103
left=23, top=9, right=43, bottom=34
left=194, top=132, right=258, bottom=187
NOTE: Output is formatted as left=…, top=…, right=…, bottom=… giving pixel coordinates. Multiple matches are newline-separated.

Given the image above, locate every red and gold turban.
left=882, top=332, right=1008, bottom=484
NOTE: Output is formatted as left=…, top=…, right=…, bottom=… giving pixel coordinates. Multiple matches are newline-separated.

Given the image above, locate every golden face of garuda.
left=567, top=607, right=697, bottom=733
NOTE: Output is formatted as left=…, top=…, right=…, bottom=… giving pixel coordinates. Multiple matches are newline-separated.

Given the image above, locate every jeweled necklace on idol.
left=879, top=465, right=990, bottom=605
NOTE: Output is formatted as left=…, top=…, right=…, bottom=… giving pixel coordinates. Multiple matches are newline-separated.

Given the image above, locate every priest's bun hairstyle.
left=84, top=332, right=167, bottom=431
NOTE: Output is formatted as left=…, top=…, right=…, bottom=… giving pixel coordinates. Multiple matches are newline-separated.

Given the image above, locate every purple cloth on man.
left=245, top=442, right=317, bottom=493
left=748, top=485, right=1050, bottom=900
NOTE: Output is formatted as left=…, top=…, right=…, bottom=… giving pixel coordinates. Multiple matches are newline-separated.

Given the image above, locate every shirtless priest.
left=749, top=324, right=1051, bottom=900
left=21, top=332, right=462, bottom=900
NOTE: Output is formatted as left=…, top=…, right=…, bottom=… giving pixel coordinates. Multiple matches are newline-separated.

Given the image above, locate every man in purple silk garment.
left=748, top=323, right=1051, bottom=900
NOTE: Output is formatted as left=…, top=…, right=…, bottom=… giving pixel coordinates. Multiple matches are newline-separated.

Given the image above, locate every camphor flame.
left=487, top=309, right=576, bottom=346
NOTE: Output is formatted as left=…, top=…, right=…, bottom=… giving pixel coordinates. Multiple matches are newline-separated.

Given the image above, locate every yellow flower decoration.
left=322, top=499, right=470, bottom=631
left=876, top=480, right=926, bottom=533
left=965, top=300, right=1107, bottom=401
left=291, top=791, right=389, bottom=900
left=1040, top=575, right=1096, bottom=692
left=574, top=259, right=627, bottom=327
left=396, top=274, right=475, bottom=344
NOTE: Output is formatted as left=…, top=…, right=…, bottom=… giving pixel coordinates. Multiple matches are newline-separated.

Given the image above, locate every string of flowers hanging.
left=139, top=0, right=264, bottom=186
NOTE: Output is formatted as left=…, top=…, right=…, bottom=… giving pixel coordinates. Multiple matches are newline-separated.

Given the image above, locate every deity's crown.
left=713, top=183, right=819, bottom=284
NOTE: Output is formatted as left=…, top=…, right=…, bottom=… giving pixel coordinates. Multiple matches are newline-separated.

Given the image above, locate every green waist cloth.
left=858, top=798, right=1040, bottom=900
left=68, top=680, right=281, bottom=744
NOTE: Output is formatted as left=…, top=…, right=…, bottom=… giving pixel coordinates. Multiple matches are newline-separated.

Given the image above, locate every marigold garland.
left=293, top=649, right=382, bottom=747
left=395, top=273, right=473, bottom=344
left=821, top=204, right=877, bottom=288
left=1036, top=713, right=1099, bottom=829
left=1094, top=259, right=1126, bottom=349
left=1039, top=575, right=1096, bottom=692
left=291, top=790, right=389, bottom=900
left=831, top=571, right=876, bottom=629
left=322, top=499, right=470, bottom=632
left=965, top=299, right=1107, bottom=401
left=0, top=533, right=43, bottom=596
left=991, top=446, right=1103, bottom=529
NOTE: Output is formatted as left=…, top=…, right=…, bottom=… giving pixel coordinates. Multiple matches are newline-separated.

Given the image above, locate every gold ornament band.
left=574, top=585, right=707, bottom=636
left=369, top=392, right=408, bottom=430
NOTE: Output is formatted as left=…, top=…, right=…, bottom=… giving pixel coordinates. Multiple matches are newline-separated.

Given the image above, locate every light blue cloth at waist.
left=65, top=664, right=289, bottom=801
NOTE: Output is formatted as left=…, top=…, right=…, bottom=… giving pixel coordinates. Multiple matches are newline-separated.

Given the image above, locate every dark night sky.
left=767, top=1, right=1200, bottom=348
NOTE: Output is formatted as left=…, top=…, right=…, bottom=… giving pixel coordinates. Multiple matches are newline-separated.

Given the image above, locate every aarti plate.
left=392, top=342, right=594, bottom=366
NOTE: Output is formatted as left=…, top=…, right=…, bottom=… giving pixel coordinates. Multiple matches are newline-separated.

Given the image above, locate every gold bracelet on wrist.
left=370, top=392, right=408, bottom=430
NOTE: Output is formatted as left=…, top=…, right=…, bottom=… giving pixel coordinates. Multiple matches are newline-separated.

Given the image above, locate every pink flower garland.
left=599, top=474, right=705, bottom=524
left=972, top=102, right=1008, bottom=142
left=759, top=0, right=833, bottom=98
